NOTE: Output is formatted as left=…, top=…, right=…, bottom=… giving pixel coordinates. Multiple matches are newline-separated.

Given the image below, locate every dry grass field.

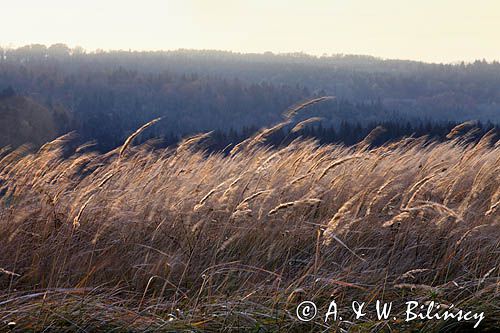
left=0, top=111, right=499, bottom=331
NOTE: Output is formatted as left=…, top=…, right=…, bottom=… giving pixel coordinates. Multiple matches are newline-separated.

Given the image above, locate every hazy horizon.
left=3, top=44, right=500, bottom=66
left=2, top=0, right=499, bottom=64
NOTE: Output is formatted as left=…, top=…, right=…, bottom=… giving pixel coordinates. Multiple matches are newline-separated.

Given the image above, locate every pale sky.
left=1, top=0, right=499, bottom=63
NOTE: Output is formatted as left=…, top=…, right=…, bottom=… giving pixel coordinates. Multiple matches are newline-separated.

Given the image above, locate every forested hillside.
left=0, top=44, right=499, bottom=150
left=0, top=93, right=59, bottom=148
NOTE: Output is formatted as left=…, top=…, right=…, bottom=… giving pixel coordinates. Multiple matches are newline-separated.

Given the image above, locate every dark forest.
left=1, top=44, right=499, bottom=150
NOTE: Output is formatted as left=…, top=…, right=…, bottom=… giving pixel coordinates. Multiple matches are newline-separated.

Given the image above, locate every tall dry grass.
left=0, top=116, right=498, bottom=331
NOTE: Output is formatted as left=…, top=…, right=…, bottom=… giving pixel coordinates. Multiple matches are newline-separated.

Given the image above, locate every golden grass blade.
left=119, top=118, right=161, bottom=158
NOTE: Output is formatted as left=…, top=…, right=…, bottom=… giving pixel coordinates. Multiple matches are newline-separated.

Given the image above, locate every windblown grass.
left=0, top=118, right=498, bottom=332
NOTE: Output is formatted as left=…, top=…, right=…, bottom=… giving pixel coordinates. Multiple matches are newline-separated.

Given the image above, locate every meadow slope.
left=0, top=123, right=499, bottom=332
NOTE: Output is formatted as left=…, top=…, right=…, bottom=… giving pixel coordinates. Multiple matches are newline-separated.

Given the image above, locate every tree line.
left=0, top=44, right=499, bottom=151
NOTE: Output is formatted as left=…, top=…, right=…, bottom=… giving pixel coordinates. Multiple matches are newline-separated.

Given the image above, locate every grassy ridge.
left=0, top=123, right=499, bottom=331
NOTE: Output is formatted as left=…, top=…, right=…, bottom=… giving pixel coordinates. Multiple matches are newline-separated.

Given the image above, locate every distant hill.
left=0, top=45, right=499, bottom=150
left=0, top=95, right=58, bottom=148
